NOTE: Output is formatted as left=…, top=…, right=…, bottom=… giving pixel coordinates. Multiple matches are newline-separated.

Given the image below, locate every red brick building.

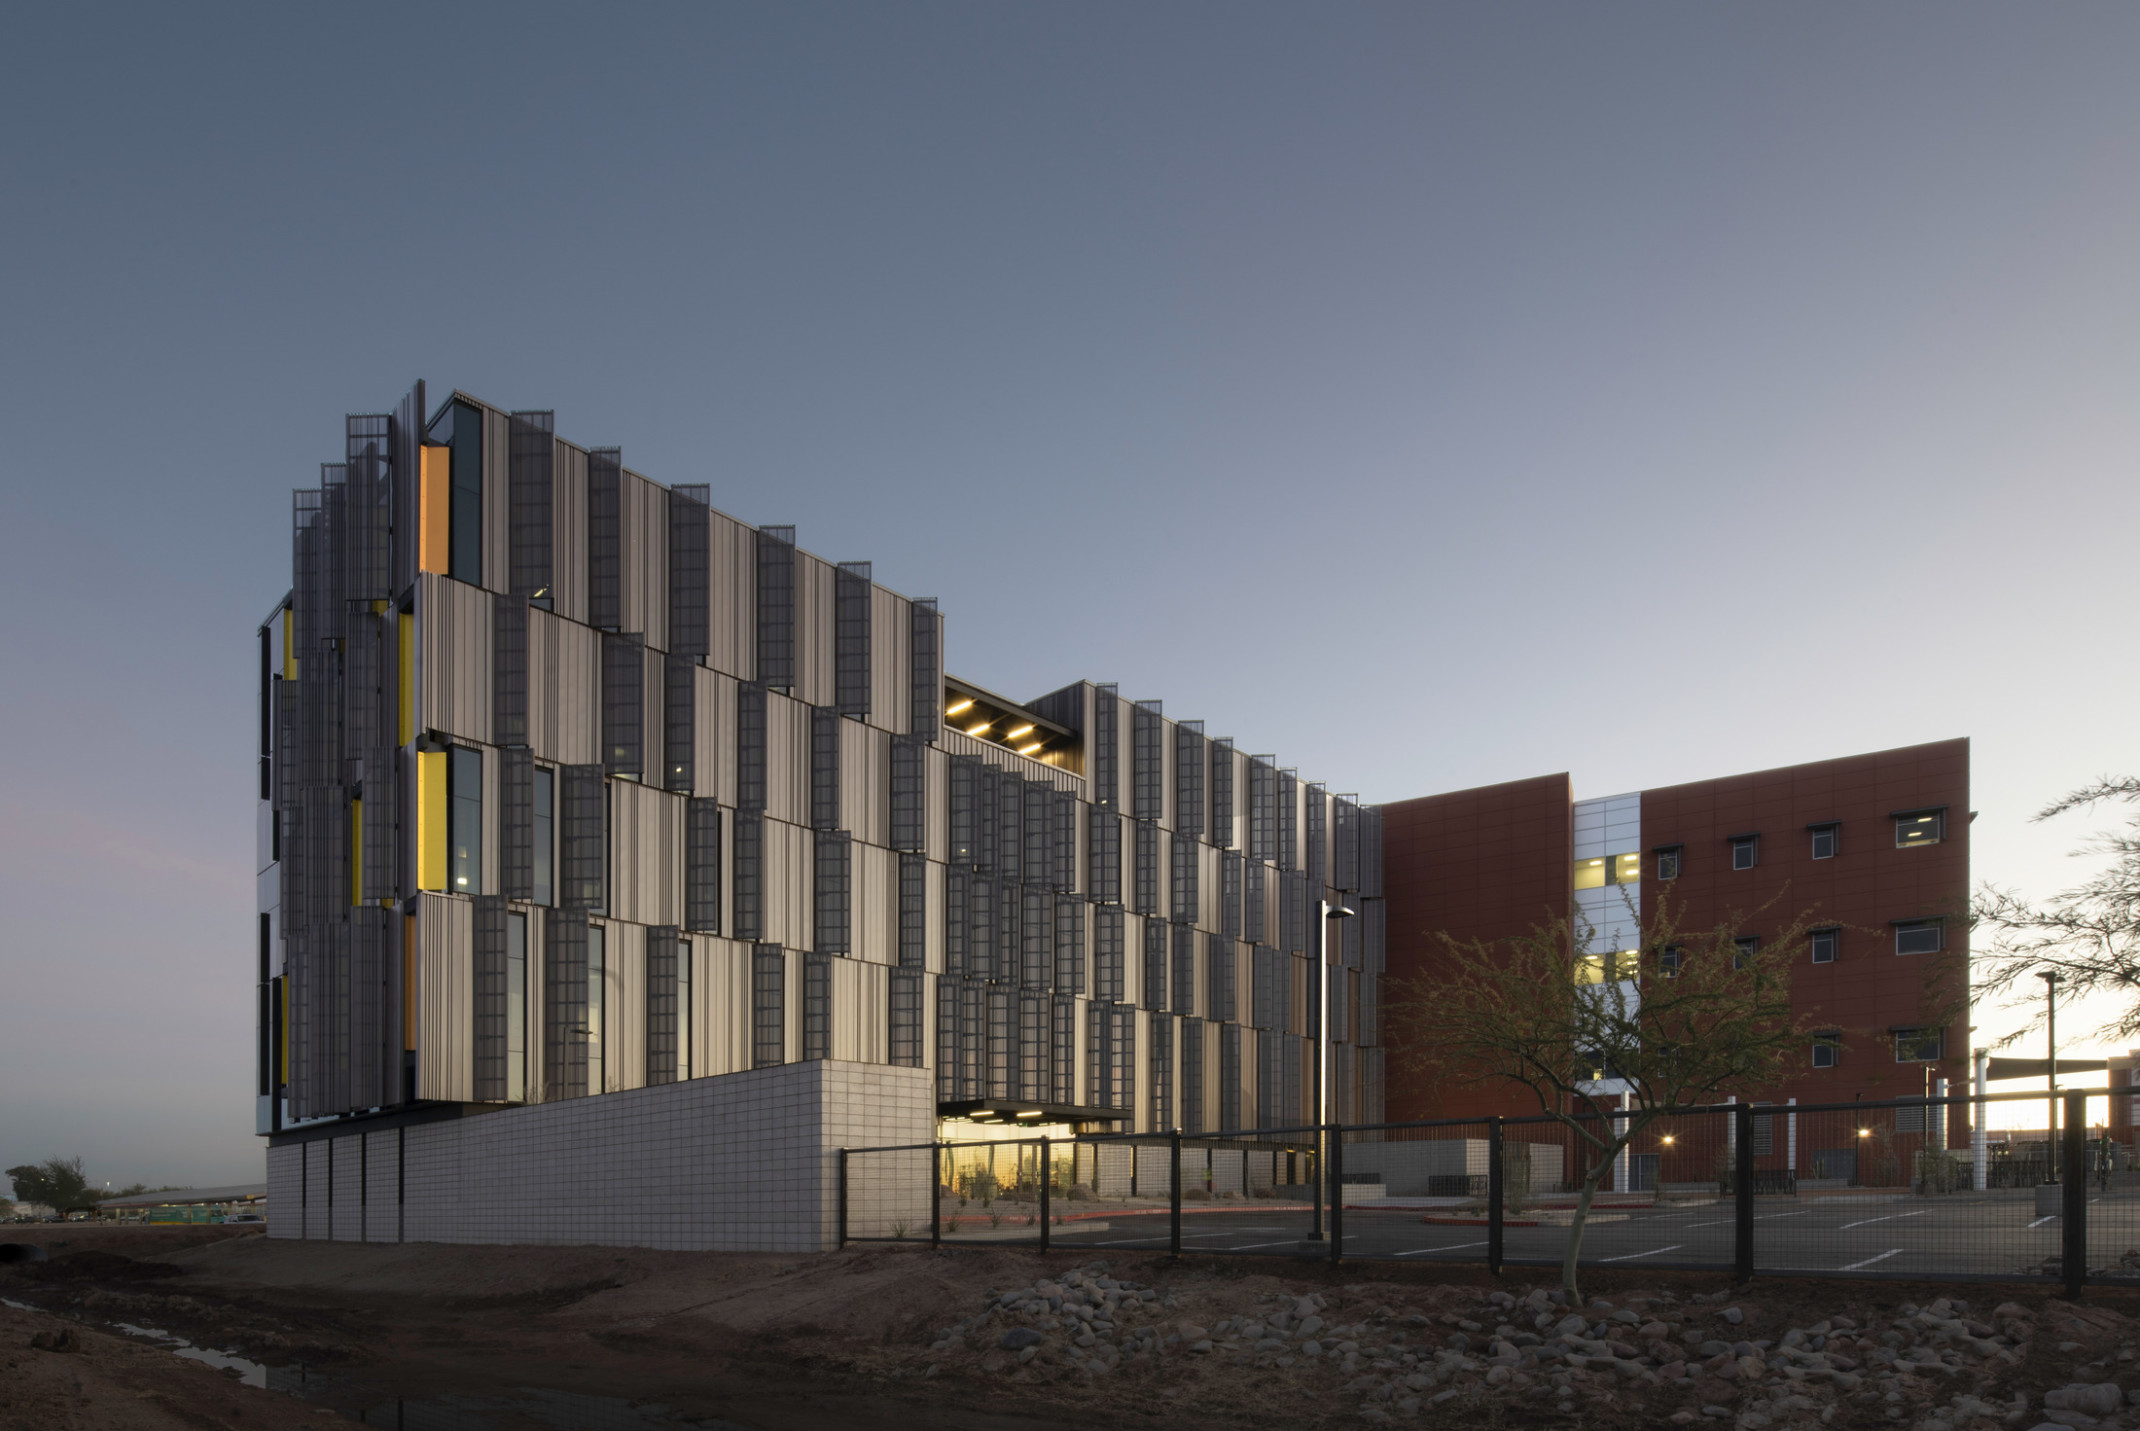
left=1382, top=740, right=1971, bottom=1135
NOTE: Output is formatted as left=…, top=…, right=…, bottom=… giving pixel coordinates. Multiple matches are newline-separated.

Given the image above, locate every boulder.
left=1000, top=1328, right=1046, bottom=1351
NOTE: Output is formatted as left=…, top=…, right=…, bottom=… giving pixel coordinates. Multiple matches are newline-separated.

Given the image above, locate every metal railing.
left=841, top=1089, right=2140, bottom=1292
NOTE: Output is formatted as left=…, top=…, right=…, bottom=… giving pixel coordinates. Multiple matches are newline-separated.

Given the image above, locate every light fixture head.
left=1329, top=904, right=1357, bottom=920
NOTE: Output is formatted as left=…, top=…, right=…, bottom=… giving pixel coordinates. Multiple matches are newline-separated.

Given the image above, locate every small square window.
left=1894, top=811, right=1944, bottom=848
left=1573, top=857, right=1606, bottom=890
left=1655, top=846, right=1682, bottom=881
left=1809, top=928, right=1838, bottom=964
left=1612, top=852, right=1641, bottom=885
left=1731, top=836, right=1758, bottom=871
left=1809, top=824, right=1838, bottom=860
left=1733, top=936, right=1758, bottom=969
left=1894, top=920, right=1943, bottom=956
left=1894, top=1027, right=1944, bottom=1063
left=1811, top=1031, right=1841, bottom=1068
left=1659, top=945, right=1683, bottom=978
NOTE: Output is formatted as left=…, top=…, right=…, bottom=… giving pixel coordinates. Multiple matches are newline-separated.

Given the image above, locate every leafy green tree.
left=1386, top=891, right=1817, bottom=1298
left=7, top=1156, right=92, bottom=1213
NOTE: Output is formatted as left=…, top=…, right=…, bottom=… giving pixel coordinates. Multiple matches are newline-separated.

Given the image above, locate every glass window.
left=505, top=912, right=526, bottom=1102
left=1894, top=1027, right=1943, bottom=1063
left=1656, top=847, right=1681, bottom=880
left=1809, top=824, right=1838, bottom=860
left=1575, top=950, right=1639, bottom=985
left=449, top=746, right=483, bottom=895
left=1811, top=1031, right=1841, bottom=1068
left=1733, top=936, right=1758, bottom=969
left=1612, top=852, right=1641, bottom=884
left=1809, top=928, right=1838, bottom=964
left=587, top=923, right=606, bottom=1094
left=1895, top=811, right=1944, bottom=848
left=1659, top=945, right=1683, bottom=978
left=531, top=767, right=553, bottom=906
left=1894, top=920, right=1943, bottom=956
left=1573, top=857, right=1607, bottom=890
left=1731, top=836, right=1758, bottom=871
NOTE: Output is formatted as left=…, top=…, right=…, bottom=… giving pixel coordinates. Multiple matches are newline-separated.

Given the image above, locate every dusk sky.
left=4, top=5, right=2137, bottom=1187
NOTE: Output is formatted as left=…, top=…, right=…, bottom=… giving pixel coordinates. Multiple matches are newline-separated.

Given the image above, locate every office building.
left=255, top=383, right=1386, bottom=1248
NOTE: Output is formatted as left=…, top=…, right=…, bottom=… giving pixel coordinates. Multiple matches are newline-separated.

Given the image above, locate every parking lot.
left=973, top=1189, right=2140, bottom=1279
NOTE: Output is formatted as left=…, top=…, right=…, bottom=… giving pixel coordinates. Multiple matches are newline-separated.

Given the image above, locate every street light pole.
left=1309, top=898, right=1356, bottom=1241
left=2039, top=970, right=2062, bottom=1182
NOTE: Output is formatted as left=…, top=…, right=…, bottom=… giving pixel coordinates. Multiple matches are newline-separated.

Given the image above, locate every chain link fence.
left=845, top=1090, right=2140, bottom=1290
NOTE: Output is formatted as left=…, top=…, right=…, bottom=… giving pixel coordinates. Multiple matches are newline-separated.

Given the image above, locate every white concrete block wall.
left=361, top=1128, right=401, bottom=1243
left=266, top=1059, right=930, bottom=1252
left=266, top=1140, right=304, bottom=1239
left=329, top=1133, right=364, bottom=1242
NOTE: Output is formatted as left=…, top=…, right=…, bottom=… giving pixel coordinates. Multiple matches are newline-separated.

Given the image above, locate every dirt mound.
left=20, top=1249, right=190, bottom=1284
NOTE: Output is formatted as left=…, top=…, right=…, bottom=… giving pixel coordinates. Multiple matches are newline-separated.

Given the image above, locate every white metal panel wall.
left=417, top=574, right=493, bottom=745
left=794, top=552, right=835, bottom=708
left=707, top=510, right=754, bottom=682
left=613, top=921, right=646, bottom=1093
left=841, top=719, right=888, bottom=847
left=765, top=691, right=807, bottom=827
left=693, top=666, right=738, bottom=805
left=867, top=586, right=910, bottom=735
left=620, top=471, right=669, bottom=653
left=852, top=842, right=895, bottom=966
left=609, top=781, right=684, bottom=927
left=417, top=892, right=475, bottom=1102
left=552, top=442, right=589, bottom=625
left=528, top=607, right=599, bottom=766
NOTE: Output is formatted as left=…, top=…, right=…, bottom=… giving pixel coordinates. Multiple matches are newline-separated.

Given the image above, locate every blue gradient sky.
left=3, top=5, right=2136, bottom=1187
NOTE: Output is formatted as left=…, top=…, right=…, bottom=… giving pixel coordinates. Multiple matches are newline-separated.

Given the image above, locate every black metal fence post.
left=837, top=1148, right=849, bottom=1249
left=1170, top=1131, right=1183, bottom=1258
left=1734, top=1102, right=1755, bottom=1284
left=2065, top=1089, right=2087, bottom=1298
left=1040, top=1136, right=1051, bottom=1254
left=1487, top=1115, right=1504, bottom=1276
left=931, top=1141, right=943, bottom=1249
left=1328, top=1124, right=1345, bottom=1265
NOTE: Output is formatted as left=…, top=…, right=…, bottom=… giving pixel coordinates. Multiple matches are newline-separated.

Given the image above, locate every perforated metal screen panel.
left=898, top=852, right=925, bottom=968
left=474, top=895, right=507, bottom=1102
left=1091, top=683, right=1118, bottom=809
left=646, top=926, right=678, bottom=1086
left=811, top=707, right=840, bottom=830
left=1132, top=820, right=1159, bottom=915
left=752, top=943, right=785, bottom=1068
left=835, top=561, right=871, bottom=718
left=501, top=748, right=533, bottom=901
left=814, top=830, right=851, bottom=955
left=587, top=448, right=622, bottom=631
left=667, top=485, right=709, bottom=658
left=545, top=910, right=589, bottom=1101
left=560, top=765, right=606, bottom=913
left=732, top=809, right=763, bottom=941
left=1142, top=916, right=1168, bottom=1011
left=1088, top=809, right=1121, bottom=904
left=684, top=798, right=721, bottom=933
left=1210, top=737, right=1235, bottom=849
left=890, top=735, right=925, bottom=852
left=493, top=594, right=528, bottom=747
left=908, top=598, right=939, bottom=738
left=1175, top=720, right=1205, bottom=839
left=735, top=683, right=767, bottom=811
left=509, top=412, right=555, bottom=606
left=601, top=632, right=645, bottom=777
left=664, top=652, right=695, bottom=793
left=1132, top=700, right=1163, bottom=820
left=755, top=526, right=795, bottom=687
left=890, top=969, right=922, bottom=1068
left=803, top=953, right=831, bottom=1061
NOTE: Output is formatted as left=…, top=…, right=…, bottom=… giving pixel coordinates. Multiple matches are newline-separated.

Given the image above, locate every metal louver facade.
left=259, top=382, right=1385, bottom=1171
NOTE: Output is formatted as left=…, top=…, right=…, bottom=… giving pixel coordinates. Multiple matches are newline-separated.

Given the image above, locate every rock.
left=1430, top=1390, right=1460, bottom=1406
left=1299, top=1315, right=1324, bottom=1338
left=1722, top=1308, right=1745, bottom=1326
left=1302, top=1340, right=1322, bottom=1357
left=1176, top=1323, right=1208, bottom=1342
left=1670, top=1413, right=1699, bottom=1426
left=1485, top=1366, right=1511, bottom=1387
left=999, top=1327, right=1045, bottom=1351
left=29, top=1329, right=80, bottom=1353
left=1189, top=1339, right=1212, bottom=1354
left=2057, top=1385, right=2125, bottom=1417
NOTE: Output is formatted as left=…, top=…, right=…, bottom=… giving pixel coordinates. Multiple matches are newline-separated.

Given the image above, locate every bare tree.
left=1975, top=777, right=2140, bottom=1043
left=1385, top=890, right=1818, bottom=1297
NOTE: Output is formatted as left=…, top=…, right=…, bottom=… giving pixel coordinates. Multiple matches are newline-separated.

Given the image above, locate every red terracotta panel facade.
left=1640, top=737, right=1971, bottom=1117
left=1378, top=741, right=1971, bottom=1137
left=1382, top=773, right=1573, bottom=1122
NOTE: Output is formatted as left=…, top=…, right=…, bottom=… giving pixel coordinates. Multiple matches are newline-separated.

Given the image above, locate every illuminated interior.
left=940, top=676, right=1081, bottom=771
left=1574, top=950, right=1640, bottom=985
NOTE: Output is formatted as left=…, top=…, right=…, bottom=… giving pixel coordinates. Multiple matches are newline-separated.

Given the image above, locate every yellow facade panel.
left=416, top=750, right=447, bottom=891
left=282, top=606, right=295, bottom=681
left=398, top=611, right=415, bottom=746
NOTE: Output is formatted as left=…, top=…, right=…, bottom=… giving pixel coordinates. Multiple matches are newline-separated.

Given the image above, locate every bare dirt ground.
left=6, top=1225, right=2140, bottom=1430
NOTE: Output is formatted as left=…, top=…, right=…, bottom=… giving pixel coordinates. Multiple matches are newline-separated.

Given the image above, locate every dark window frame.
left=1729, top=834, right=1758, bottom=871
left=1654, top=845, right=1682, bottom=881
left=1893, top=919, right=1944, bottom=956
left=1808, top=822, right=1839, bottom=860
left=1809, top=927, right=1839, bottom=964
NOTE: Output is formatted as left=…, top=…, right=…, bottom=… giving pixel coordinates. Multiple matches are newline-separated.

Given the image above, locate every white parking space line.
left=1687, top=1211, right=1811, bottom=1229
left=1837, top=1211, right=1932, bottom=1231
left=1600, top=1244, right=1683, bottom=1262
left=1227, top=1239, right=1311, bottom=1250
left=1395, top=1241, right=1490, bottom=1257
left=1841, top=1248, right=1904, bottom=1271
left=2028, top=1214, right=2057, bottom=1229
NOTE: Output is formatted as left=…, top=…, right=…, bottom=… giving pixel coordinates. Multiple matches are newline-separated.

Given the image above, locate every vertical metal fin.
left=509, top=412, right=555, bottom=605
left=646, top=926, right=679, bottom=1086
left=754, top=526, right=795, bottom=687
left=587, top=448, right=622, bottom=630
